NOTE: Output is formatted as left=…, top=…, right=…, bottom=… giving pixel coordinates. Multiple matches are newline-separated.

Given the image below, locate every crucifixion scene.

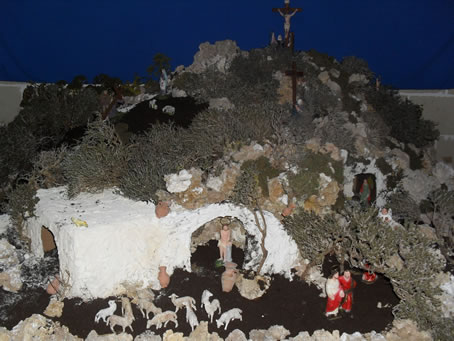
left=0, top=1, right=453, bottom=340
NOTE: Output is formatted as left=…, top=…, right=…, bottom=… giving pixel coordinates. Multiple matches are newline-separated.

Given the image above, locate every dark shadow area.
left=117, top=96, right=209, bottom=134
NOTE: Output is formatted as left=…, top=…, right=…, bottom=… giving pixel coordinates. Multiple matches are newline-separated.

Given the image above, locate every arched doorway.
left=190, top=217, right=247, bottom=271
left=41, top=226, right=56, bottom=253
left=353, top=173, right=377, bottom=205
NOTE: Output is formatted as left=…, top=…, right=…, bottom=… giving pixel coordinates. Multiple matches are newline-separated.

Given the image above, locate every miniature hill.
left=0, top=40, right=453, bottom=340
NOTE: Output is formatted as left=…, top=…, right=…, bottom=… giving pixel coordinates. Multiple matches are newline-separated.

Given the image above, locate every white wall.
left=0, top=81, right=28, bottom=125
left=399, top=89, right=454, bottom=164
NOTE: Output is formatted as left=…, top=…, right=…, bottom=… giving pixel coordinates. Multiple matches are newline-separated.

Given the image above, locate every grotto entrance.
left=41, top=226, right=56, bottom=253
left=353, top=173, right=377, bottom=205
left=190, top=217, right=247, bottom=273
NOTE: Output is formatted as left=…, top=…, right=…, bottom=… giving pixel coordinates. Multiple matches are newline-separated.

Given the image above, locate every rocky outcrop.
left=0, top=314, right=82, bottom=341
left=0, top=238, right=22, bottom=292
left=185, top=40, right=241, bottom=74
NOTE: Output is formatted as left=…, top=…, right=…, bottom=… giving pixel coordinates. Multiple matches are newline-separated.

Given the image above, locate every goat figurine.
left=201, top=289, right=221, bottom=323
left=169, top=293, right=196, bottom=313
left=216, top=308, right=242, bottom=330
left=94, top=300, right=117, bottom=324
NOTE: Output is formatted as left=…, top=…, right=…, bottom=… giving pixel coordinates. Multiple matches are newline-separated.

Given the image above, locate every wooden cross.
left=285, top=61, right=304, bottom=106
left=272, top=0, right=302, bottom=47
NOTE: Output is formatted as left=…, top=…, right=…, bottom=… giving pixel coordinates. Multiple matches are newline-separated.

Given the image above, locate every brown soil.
left=2, top=240, right=400, bottom=339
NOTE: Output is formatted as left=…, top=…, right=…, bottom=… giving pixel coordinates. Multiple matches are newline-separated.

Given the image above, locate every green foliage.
left=288, top=151, right=343, bottom=199
left=241, top=156, right=280, bottom=198
left=16, top=83, right=100, bottom=145
left=306, top=49, right=336, bottom=69
left=283, top=210, right=341, bottom=267
left=63, top=119, right=130, bottom=198
left=0, top=123, right=39, bottom=185
left=340, top=56, right=374, bottom=80
left=7, top=182, right=39, bottom=235
left=119, top=123, right=187, bottom=202
left=386, top=224, right=449, bottom=340
left=386, top=169, right=404, bottom=191
left=403, top=144, right=424, bottom=170
left=230, top=166, right=259, bottom=207
left=375, top=157, right=393, bottom=176
left=366, top=87, right=439, bottom=148
left=146, top=53, right=171, bottom=81
left=68, top=74, right=87, bottom=90
left=387, top=190, right=421, bottom=222
left=92, top=73, right=123, bottom=91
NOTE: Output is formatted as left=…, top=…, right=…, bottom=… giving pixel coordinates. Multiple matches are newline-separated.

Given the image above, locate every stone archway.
left=353, top=173, right=377, bottom=204
left=190, top=216, right=248, bottom=269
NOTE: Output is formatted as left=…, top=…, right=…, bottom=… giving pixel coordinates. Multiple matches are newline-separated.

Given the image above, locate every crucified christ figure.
left=278, top=8, right=298, bottom=42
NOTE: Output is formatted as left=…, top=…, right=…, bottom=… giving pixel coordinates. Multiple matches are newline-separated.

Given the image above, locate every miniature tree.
left=425, top=187, right=454, bottom=263
left=230, top=162, right=269, bottom=274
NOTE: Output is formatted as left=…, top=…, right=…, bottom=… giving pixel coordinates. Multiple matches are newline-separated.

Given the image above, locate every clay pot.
left=158, top=266, right=170, bottom=288
left=155, top=201, right=170, bottom=218
left=46, top=275, right=60, bottom=295
left=282, top=202, right=296, bottom=217
left=221, top=262, right=238, bottom=293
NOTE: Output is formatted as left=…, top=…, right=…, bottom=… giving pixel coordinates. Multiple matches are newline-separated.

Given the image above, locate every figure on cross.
left=278, top=8, right=298, bottom=42
left=272, top=0, right=302, bottom=48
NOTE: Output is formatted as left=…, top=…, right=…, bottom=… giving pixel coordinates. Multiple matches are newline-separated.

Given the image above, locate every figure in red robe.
left=362, top=262, right=377, bottom=284
left=325, top=271, right=344, bottom=318
left=339, top=270, right=357, bottom=313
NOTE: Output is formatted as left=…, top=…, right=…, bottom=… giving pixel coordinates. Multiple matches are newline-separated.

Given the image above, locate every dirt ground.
left=1, top=240, right=400, bottom=339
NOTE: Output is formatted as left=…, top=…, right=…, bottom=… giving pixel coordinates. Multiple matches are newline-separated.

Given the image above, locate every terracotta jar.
left=158, top=266, right=170, bottom=288
left=46, top=275, right=60, bottom=295
left=282, top=202, right=296, bottom=217
left=221, top=262, right=238, bottom=293
left=155, top=201, right=170, bottom=218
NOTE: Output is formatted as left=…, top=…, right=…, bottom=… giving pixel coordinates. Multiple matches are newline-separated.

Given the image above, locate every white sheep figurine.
left=201, top=289, right=221, bottom=323
left=136, top=298, right=162, bottom=319
left=94, top=300, right=117, bottom=324
left=216, top=308, right=242, bottom=330
left=107, top=314, right=134, bottom=333
left=146, top=310, right=178, bottom=329
left=183, top=302, right=199, bottom=332
left=169, top=293, right=197, bottom=313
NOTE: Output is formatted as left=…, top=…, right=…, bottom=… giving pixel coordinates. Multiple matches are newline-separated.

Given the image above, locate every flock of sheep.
left=94, top=289, right=243, bottom=334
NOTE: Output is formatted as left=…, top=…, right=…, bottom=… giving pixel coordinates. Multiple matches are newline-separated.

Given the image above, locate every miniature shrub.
left=17, top=83, right=100, bottom=145
left=387, top=190, right=420, bottom=222
left=7, top=182, right=39, bottom=236
left=230, top=166, right=259, bottom=207
left=361, top=110, right=391, bottom=147
left=316, top=113, right=356, bottom=152
left=403, top=144, right=424, bottom=170
left=306, top=49, right=337, bottom=69
left=30, top=146, right=68, bottom=189
left=340, top=56, right=374, bottom=80
left=119, top=123, right=189, bottom=202
left=302, top=82, right=339, bottom=117
left=63, top=119, right=130, bottom=198
left=241, top=157, right=280, bottom=198
left=386, top=169, right=404, bottom=191
left=366, top=87, right=439, bottom=148
left=375, top=157, right=393, bottom=176
left=288, top=151, right=343, bottom=199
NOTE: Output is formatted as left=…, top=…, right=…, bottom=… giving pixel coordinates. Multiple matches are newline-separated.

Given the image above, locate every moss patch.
left=241, top=156, right=280, bottom=198
left=288, top=151, right=343, bottom=199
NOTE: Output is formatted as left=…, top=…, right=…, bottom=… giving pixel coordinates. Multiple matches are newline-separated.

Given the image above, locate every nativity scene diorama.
left=1, top=1, right=454, bottom=340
